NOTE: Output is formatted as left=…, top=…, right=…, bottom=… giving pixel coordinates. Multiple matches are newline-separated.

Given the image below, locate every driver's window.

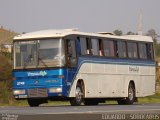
left=66, top=39, right=77, bottom=67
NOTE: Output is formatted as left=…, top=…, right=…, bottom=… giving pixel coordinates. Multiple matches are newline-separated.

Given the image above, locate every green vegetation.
left=0, top=27, right=17, bottom=44
left=0, top=53, right=13, bottom=105
left=0, top=27, right=17, bottom=106
left=138, top=93, right=160, bottom=104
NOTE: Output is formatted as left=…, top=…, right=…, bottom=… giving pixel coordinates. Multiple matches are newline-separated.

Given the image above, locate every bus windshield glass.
left=14, top=38, right=65, bottom=69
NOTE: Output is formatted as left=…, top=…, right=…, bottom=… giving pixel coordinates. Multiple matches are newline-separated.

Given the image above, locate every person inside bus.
left=99, top=39, right=103, bottom=56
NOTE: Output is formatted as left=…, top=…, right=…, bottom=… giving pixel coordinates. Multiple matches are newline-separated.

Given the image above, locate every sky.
left=0, top=0, right=160, bottom=35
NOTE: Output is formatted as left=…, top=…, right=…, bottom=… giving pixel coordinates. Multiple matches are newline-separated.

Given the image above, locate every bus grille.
left=28, top=88, right=48, bottom=98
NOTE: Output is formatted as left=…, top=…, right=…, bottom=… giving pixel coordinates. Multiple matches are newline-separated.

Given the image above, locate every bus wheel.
left=117, top=83, right=135, bottom=105
left=27, top=99, right=41, bottom=107
left=84, top=99, right=99, bottom=106
left=70, top=83, right=84, bottom=106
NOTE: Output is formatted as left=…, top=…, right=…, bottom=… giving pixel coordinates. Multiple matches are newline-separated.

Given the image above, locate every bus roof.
left=14, top=29, right=153, bottom=42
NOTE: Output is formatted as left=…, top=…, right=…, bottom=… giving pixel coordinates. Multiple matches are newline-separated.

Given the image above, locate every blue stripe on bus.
left=78, top=57, right=155, bottom=66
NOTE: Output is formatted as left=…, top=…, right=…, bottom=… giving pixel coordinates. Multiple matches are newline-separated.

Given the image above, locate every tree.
left=146, top=29, right=157, bottom=40
left=113, top=29, right=123, bottom=36
left=126, top=31, right=135, bottom=35
left=146, top=29, right=160, bottom=57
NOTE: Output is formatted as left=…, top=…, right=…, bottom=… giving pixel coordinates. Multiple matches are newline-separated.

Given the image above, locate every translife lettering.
left=129, top=66, right=139, bottom=72
left=27, top=71, right=47, bottom=77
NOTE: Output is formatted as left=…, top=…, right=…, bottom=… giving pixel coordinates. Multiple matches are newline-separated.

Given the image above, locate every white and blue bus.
left=12, top=29, right=155, bottom=106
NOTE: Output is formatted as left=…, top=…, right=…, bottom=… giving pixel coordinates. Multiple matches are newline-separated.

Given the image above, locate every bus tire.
left=84, top=99, right=99, bottom=106
left=117, top=83, right=135, bottom=105
left=27, top=99, right=41, bottom=107
left=70, top=83, right=84, bottom=106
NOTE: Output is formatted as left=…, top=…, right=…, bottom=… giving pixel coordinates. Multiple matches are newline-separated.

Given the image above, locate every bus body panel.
left=69, top=57, right=155, bottom=98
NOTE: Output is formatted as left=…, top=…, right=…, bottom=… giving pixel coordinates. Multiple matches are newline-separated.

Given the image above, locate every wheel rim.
left=128, top=86, right=134, bottom=101
left=75, top=86, right=82, bottom=103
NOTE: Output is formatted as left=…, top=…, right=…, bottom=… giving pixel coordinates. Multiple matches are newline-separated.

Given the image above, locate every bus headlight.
left=13, top=90, right=25, bottom=95
left=49, top=88, right=62, bottom=93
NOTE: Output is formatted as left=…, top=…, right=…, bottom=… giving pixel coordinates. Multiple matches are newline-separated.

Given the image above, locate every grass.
left=138, top=93, right=160, bottom=104
left=42, top=101, right=70, bottom=106
left=103, top=94, right=160, bottom=105
left=0, top=100, right=27, bottom=107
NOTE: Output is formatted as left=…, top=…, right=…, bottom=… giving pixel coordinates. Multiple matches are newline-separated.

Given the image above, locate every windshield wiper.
left=23, top=55, right=35, bottom=69
left=38, top=58, right=48, bottom=67
left=23, top=56, right=31, bottom=69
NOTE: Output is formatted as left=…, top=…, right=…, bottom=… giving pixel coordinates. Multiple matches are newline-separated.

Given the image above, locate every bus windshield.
left=14, top=38, right=65, bottom=69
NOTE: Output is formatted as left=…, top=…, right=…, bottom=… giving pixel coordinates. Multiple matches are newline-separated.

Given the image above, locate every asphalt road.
left=0, top=103, right=160, bottom=120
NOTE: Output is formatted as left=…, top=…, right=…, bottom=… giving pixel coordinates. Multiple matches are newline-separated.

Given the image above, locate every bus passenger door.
left=66, top=39, right=77, bottom=86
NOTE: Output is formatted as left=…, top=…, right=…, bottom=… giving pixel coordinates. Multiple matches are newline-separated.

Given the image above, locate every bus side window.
left=86, top=38, right=92, bottom=55
left=103, top=39, right=115, bottom=57
left=114, top=41, right=118, bottom=57
left=127, top=42, right=138, bottom=59
left=66, top=39, right=77, bottom=67
left=138, top=43, right=147, bottom=59
left=91, top=39, right=99, bottom=56
left=76, top=37, right=81, bottom=55
left=117, top=41, right=127, bottom=58
left=99, top=39, right=104, bottom=56
left=146, top=43, right=154, bottom=60
left=79, top=37, right=87, bottom=55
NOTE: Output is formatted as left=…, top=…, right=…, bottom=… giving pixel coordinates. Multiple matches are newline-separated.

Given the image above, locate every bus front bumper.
left=13, top=87, right=63, bottom=99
